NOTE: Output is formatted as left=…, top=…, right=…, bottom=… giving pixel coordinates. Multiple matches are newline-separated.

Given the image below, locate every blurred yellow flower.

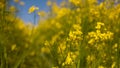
left=11, top=44, right=16, bottom=51
left=86, top=55, right=95, bottom=63
left=69, top=0, right=81, bottom=6
left=58, top=42, right=66, bottom=53
left=9, top=6, right=17, bottom=12
left=88, top=39, right=95, bottom=45
left=57, top=8, right=70, bottom=18
left=28, top=5, right=39, bottom=14
left=37, top=11, right=46, bottom=17
left=0, top=2, right=4, bottom=8
left=51, top=2, right=59, bottom=14
left=98, top=66, right=105, bottom=68
left=41, top=47, right=50, bottom=53
left=111, top=62, right=116, bottom=68
left=47, top=0, right=52, bottom=6
left=14, top=0, right=19, bottom=3
left=19, top=1, right=25, bottom=6
left=30, top=51, right=35, bottom=56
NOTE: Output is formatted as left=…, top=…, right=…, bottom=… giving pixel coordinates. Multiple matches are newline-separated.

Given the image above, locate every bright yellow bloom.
left=98, top=66, right=105, bottom=68
left=111, top=62, right=116, bottom=68
left=95, top=22, right=104, bottom=29
left=88, top=39, right=95, bottom=45
left=65, top=52, right=73, bottom=64
left=69, top=0, right=81, bottom=6
left=28, top=5, right=39, bottom=14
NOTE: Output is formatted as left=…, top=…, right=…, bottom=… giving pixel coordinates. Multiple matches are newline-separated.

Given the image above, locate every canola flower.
left=88, top=22, right=114, bottom=45
left=1, top=0, right=120, bottom=68
left=11, top=44, right=16, bottom=51
left=13, top=0, right=25, bottom=6
left=14, top=0, right=19, bottom=3
left=28, top=5, right=39, bottom=14
left=19, top=1, right=25, bottom=6
left=47, top=0, right=52, bottom=6
left=69, top=0, right=81, bottom=6
left=0, top=2, right=4, bottom=9
left=37, top=11, right=46, bottom=17
left=64, top=52, right=73, bottom=65
left=9, top=6, right=17, bottom=12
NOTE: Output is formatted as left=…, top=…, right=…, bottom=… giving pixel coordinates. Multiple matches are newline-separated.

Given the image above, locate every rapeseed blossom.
left=11, top=44, right=16, bottom=51
left=37, top=11, right=46, bottom=17
left=19, top=1, right=25, bottom=6
left=2, top=0, right=120, bottom=68
left=69, top=0, right=81, bottom=6
left=47, top=0, right=52, bottom=6
left=28, top=5, right=39, bottom=14
left=14, top=0, right=19, bottom=3
left=9, top=6, right=17, bottom=12
left=64, top=52, right=73, bottom=65
left=0, top=2, right=4, bottom=9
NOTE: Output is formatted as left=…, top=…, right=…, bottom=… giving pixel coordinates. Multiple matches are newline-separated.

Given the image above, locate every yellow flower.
left=9, top=6, right=17, bottom=12
left=30, top=51, right=35, bottom=56
left=41, top=47, right=50, bottom=53
left=88, top=39, right=95, bottom=45
left=51, top=2, right=59, bottom=14
left=52, top=66, right=58, bottom=68
left=19, top=1, right=25, bottom=6
left=37, top=11, right=46, bottom=17
left=65, top=52, right=73, bottom=64
left=69, top=31, right=76, bottom=40
left=95, top=25, right=101, bottom=29
left=98, top=66, right=105, bottom=68
left=88, top=0, right=97, bottom=4
left=112, top=43, right=118, bottom=49
left=86, top=55, right=95, bottom=63
left=28, top=5, right=39, bottom=14
left=57, top=8, right=70, bottom=18
left=111, top=62, right=116, bottom=68
left=95, top=22, right=104, bottom=29
left=58, top=42, right=66, bottom=53
left=11, top=44, right=16, bottom=51
left=0, top=2, right=4, bottom=8
left=14, top=0, right=19, bottom=3
left=69, top=0, right=81, bottom=6
left=76, top=8, right=80, bottom=12
left=73, top=24, right=81, bottom=30
left=47, top=0, right=52, bottom=6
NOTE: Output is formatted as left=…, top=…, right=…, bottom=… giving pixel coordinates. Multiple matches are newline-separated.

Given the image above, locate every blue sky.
left=10, top=0, right=62, bottom=24
left=10, top=0, right=106, bottom=24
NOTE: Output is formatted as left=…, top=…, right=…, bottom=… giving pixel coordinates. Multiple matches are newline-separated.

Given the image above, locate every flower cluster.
left=88, top=22, right=114, bottom=45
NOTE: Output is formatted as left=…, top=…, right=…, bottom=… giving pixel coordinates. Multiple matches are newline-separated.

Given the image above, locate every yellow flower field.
left=0, top=0, right=120, bottom=68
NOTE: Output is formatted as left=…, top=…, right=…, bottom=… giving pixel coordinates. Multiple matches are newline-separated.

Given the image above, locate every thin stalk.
left=13, top=11, right=37, bottom=68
